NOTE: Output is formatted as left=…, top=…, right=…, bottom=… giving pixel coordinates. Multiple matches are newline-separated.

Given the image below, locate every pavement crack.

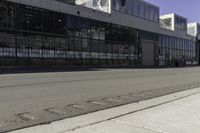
left=114, top=120, right=167, bottom=133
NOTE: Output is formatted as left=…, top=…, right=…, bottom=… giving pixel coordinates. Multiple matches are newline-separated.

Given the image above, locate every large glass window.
left=0, top=2, right=8, bottom=29
left=154, top=8, right=159, bottom=22
left=0, top=1, right=159, bottom=67
left=139, top=1, right=144, bottom=18
left=175, top=17, right=187, bottom=31
left=149, top=7, right=155, bottom=22
left=132, top=0, right=139, bottom=16
left=125, top=0, right=133, bottom=15
left=41, top=10, right=54, bottom=33
left=197, top=24, right=200, bottom=34
left=159, top=35, right=197, bottom=66
left=23, top=6, right=42, bottom=32
left=67, top=15, right=81, bottom=36
left=113, top=0, right=159, bottom=23
left=54, top=13, right=67, bottom=35
left=144, top=3, right=149, bottom=20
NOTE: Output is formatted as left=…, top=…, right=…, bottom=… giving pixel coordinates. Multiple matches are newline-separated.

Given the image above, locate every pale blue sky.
left=145, top=0, right=199, bottom=23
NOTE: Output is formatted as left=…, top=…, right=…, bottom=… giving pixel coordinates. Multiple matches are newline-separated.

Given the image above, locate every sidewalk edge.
left=10, top=87, right=200, bottom=133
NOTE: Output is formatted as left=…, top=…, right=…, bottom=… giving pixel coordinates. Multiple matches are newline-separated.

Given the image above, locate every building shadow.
left=0, top=66, right=106, bottom=74
left=0, top=65, right=198, bottom=74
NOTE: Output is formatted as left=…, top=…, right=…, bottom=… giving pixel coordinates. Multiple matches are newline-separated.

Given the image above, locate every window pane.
left=139, top=1, right=144, bottom=18
left=144, top=4, right=149, bottom=19
left=132, top=0, right=139, bottom=16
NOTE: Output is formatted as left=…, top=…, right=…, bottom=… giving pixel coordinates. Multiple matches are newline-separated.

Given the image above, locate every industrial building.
left=0, top=0, right=198, bottom=67
left=187, top=22, right=200, bottom=64
left=159, top=14, right=197, bottom=66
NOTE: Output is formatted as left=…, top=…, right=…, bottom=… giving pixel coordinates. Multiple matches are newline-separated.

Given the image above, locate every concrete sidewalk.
left=66, top=92, right=200, bottom=133
left=10, top=87, right=200, bottom=133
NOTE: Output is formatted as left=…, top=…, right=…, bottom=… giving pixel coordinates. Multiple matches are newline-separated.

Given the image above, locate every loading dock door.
left=142, top=40, right=155, bottom=66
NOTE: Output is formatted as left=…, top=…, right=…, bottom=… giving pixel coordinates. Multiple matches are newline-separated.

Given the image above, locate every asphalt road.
left=1, top=67, right=200, bottom=132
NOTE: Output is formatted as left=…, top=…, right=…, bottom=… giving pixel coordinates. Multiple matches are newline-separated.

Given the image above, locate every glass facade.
left=159, top=35, right=197, bottom=66
left=112, top=0, right=159, bottom=23
left=0, top=1, right=142, bottom=66
left=0, top=1, right=197, bottom=67
left=175, top=16, right=187, bottom=31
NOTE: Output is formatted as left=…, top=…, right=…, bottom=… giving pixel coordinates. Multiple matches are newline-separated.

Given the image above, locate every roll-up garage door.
left=142, top=40, right=155, bottom=66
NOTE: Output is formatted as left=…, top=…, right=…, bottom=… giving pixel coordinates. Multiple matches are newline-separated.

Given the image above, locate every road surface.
left=1, top=67, right=200, bottom=132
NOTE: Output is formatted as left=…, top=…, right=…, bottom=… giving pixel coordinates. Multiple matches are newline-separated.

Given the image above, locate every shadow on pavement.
left=0, top=65, right=198, bottom=74
left=0, top=66, right=105, bottom=74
